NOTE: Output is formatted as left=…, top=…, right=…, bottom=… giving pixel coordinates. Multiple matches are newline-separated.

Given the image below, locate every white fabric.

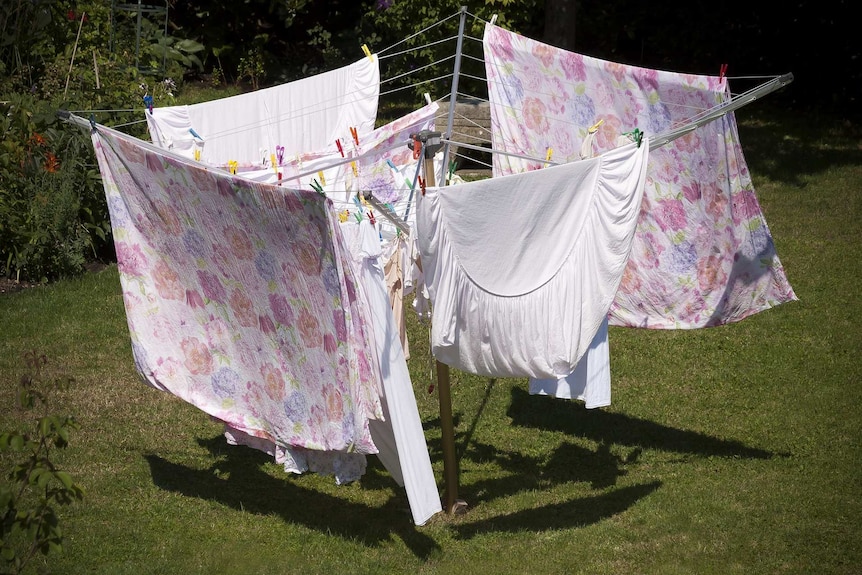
left=528, top=317, right=610, bottom=408
left=146, top=56, right=379, bottom=166
left=341, top=220, right=441, bottom=525
left=417, top=140, right=649, bottom=378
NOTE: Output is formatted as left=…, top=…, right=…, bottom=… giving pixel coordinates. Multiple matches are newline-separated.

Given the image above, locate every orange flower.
left=44, top=153, right=59, bottom=173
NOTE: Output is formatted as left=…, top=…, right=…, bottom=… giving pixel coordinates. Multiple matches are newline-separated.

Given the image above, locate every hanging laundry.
left=145, top=56, right=379, bottom=166
left=92, top=124, right=384, bottom=462
left=483, top=24, right=797, bottom=328
left=416, top=140, right=649, bottom=378
left=339, top=219, right=441, bottom=525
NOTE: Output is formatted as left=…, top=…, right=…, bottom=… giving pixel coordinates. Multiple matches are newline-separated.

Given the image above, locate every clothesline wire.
left=380, top=54, right=456, bottom=86
left=378, top=35, right=459, bottom=60
left=375, top=11, right=463, bottom=57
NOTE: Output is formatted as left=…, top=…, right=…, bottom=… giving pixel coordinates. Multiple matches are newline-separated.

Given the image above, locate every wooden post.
left=421, top=135, right=467, bottom=515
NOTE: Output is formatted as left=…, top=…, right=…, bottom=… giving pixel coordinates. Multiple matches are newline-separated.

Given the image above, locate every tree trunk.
left=543, top=0, right=577, bottom=51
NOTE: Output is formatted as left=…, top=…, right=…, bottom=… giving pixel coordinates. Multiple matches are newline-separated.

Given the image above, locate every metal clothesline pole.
left=439, top=6, right=468, bottom=186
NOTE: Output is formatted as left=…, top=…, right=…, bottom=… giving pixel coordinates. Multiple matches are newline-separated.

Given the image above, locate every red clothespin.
left=719, top=63, right=728, bottom=81
left=336, top=139, right=345, bottom=158
left=412, top=138, right=422, bottom=160
left=367, top=210, right=376, bottom=225
left=349, top=126, right=359, bottom=147
left=418, top=175, right=426, bottom=196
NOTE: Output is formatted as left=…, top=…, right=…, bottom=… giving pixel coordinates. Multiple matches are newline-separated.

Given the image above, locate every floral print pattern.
left=93, top=126, right=383, bottom=455
left=484, top=25, right=797, bottom=328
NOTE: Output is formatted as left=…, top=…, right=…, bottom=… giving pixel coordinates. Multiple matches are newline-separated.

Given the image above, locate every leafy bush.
left=0, top=351, right=84, bottom=575
left=0, top=95, right=111, bottom=282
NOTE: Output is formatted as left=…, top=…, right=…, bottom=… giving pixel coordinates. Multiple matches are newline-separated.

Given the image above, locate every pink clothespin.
left=719, top=63, right=728, bottom=81
left=336, top=139, right=345, bottom=158
left=276, top=145, right=285, bottom=166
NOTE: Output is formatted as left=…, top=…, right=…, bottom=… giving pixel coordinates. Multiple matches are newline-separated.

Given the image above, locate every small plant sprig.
left=0, top=351, right=84, bottom=575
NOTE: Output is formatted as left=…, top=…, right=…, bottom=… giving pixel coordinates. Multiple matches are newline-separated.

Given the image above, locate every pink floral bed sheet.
left=484, top=25, right=797, bottom=328
left=93, top=125, right=384, bottom=455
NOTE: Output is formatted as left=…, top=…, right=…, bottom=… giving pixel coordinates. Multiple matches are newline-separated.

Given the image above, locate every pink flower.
left=153, top=261, right=184, bottom=300
left=295, top=241, right=321, bottom=275
left=697, top=254, right=727, bottom=291
left=229, top=288, right=257, bottom=327
left=181, top=337, right=213, bottom=375
left=523, top=97, right=549, bottom=134
left=186, top=289, right=205, bottom=308
left=225, top=225, right=254, bottom=260
left=654, top=198, right=688, bottom=232
left=269, top=293, right=294, bottom=326
left=560, top=52, right=586, bottom=82
left=258, top=314, right=276, bottom=335
left=298, top=309, right=320, bottom=346
left=116, top=242, right=148, bottom=277
left=531, top=43, right=555, bottom=68
left=197, top=270, right=226, bottom=303
left=261, top=364, right=285, bottom=402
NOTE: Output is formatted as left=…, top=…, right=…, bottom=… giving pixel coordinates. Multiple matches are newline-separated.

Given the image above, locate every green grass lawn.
left=1, top=105, right=860, bottom=574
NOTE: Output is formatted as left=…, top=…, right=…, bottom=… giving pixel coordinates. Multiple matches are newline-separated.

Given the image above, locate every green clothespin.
left=310, top=179, right=324, bottom=195
left=622, top=128, right=643, bottom=148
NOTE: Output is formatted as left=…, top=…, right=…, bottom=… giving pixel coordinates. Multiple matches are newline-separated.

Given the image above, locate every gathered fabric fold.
left=417, top=140, right=649, bottom=378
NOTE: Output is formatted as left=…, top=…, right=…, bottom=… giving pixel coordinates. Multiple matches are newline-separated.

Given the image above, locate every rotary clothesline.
left=61, top=7, right=796, bottom=519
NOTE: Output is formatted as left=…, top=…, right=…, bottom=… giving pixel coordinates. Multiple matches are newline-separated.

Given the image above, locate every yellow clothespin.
left=338, top=209, right=349, bottom=223
left=194, top=148, right=201, bottom=161
left=588, top=118, right=605, bottom=134
left=361, top=44, right=374, bottom=62
left=270, top=154, right=277, bottom=174
left=228, top=160, right=238, bottom=175
left=351, top=161, right=359, bottom=178
left=318, top=171, right=326, bottom=186
left=545, top=147, right=553, bottom=162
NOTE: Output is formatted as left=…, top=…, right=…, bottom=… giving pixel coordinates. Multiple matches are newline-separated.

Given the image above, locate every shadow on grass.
left=144, top=437, right=441, bottom=560
left=453, top=481, right=662, bottom=539
left=507, top=387, right=782, bottom=459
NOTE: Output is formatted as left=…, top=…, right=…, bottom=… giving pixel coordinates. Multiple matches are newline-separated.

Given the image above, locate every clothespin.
left=89, top=114, right=97, bottom=132
left=719, top=63, right=728, bottom=81
left=622, top=128, right=644, bottom=148
left=271, top=154, right=278, bottom=174
left=367, top=210, right=376, bottom=225
left=361, top=44, right=374, bottom=62
left=545, top=147, right=553, bottom=162
left=588, top=118, right=604, bottom=134
left=424, top=93, right=432, bottom=105
left=310, top=179, right=324, bottom=195
left=194, top=148, right=201, bottom=161
left=336, top=139, right=345, bottom=158
left=448, top=160, right=456, bottom=179
left=349, top=126, right=359, bottom=147
left=412, top=138, right=422, bottom=160
left=276, top=145, right=284, bottom=166
left=418, top=175, right=426, bottom=196
left=317, top=171, right=326, bottom=186
left=350, top=161, right=359, bottom=178
left=189, top=128, right=203, bottom=140
left=338, top=210, right=349, bottom=223
left=228, top=160, right=238, bottom=175
left=143, top=95, right=154, bottom=114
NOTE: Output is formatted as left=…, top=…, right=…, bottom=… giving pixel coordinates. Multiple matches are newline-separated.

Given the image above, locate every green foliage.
left=0, top=96, right=111, bottom=283
left=237, top=46, right=267, bottom=91
left=0, top=351, right=83, bottom=575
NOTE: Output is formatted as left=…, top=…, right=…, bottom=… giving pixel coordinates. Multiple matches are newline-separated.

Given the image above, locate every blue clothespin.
left=89, top=114, right=97, bottom=132
left=143, top=95, right=154, bottom=114
left=189, top=128, right=203, bottom=140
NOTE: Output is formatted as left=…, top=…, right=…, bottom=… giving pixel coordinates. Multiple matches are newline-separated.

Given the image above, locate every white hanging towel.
left=416, top=139, right=649, bottom=379
left=146, top=56, right=379, bottom=165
